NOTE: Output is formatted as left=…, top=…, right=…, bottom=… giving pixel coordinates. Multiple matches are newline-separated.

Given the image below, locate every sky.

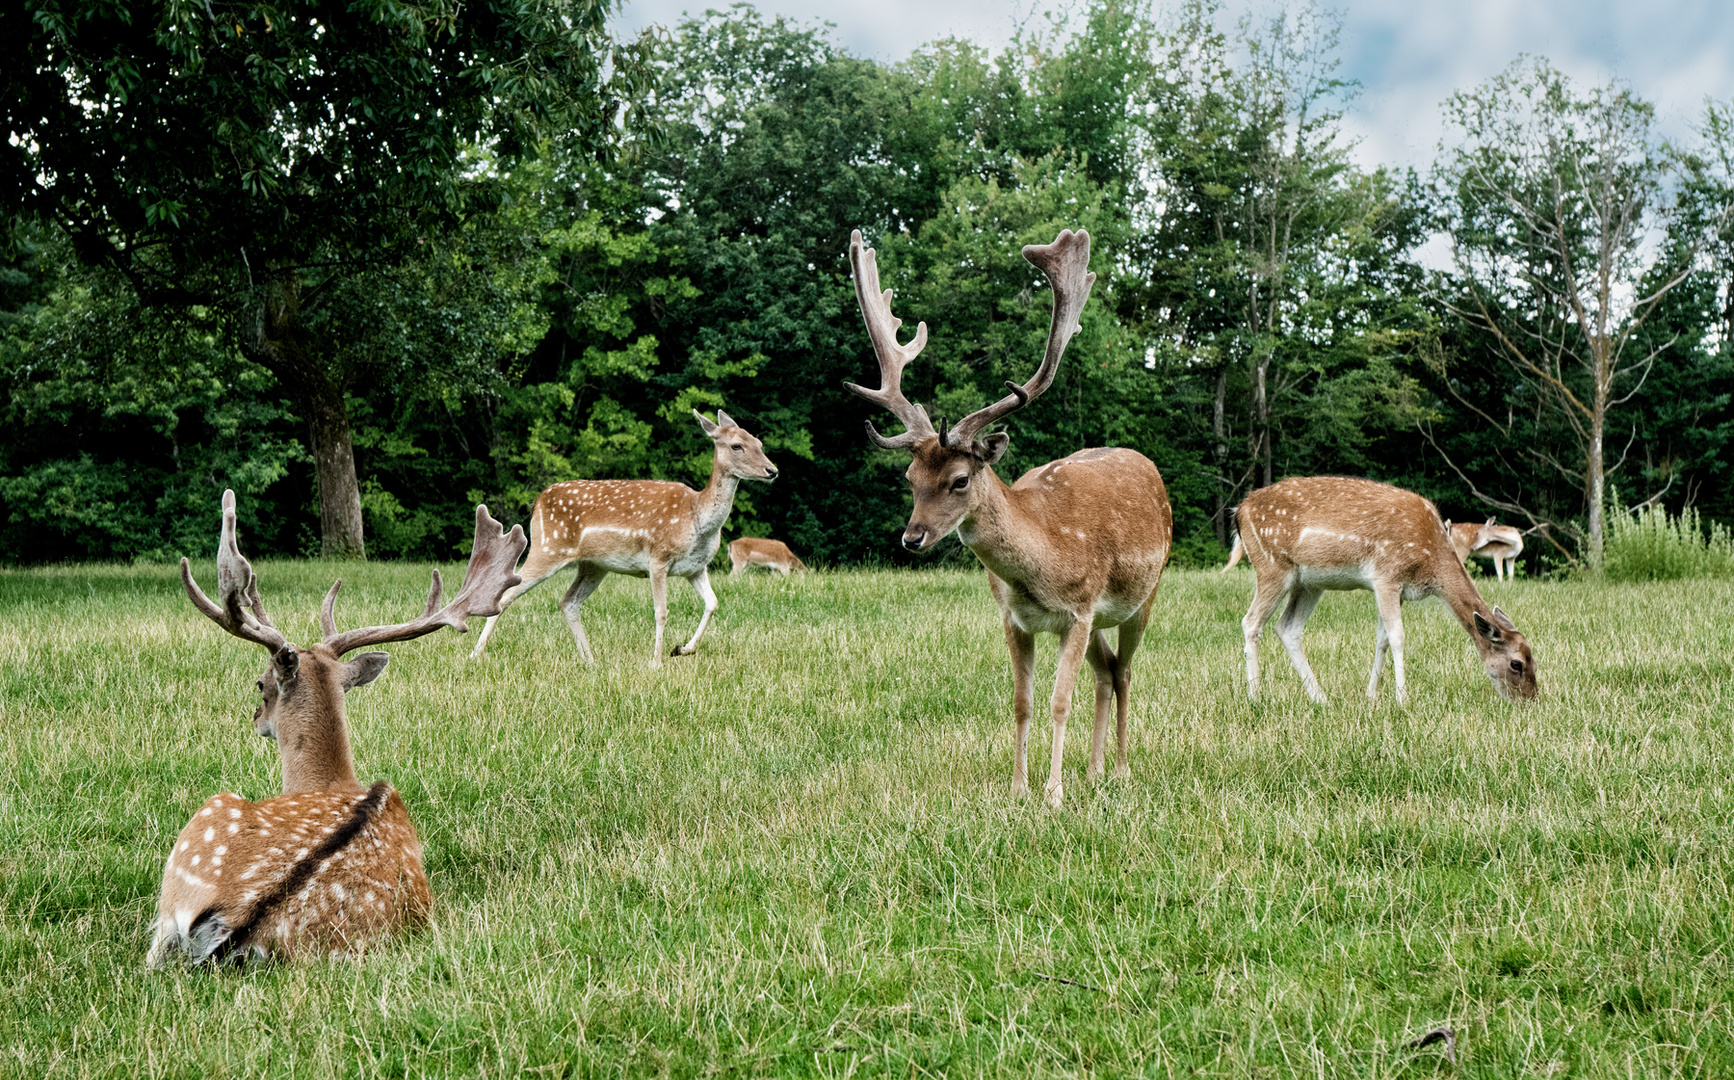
left=610, top=0, right=1734, bottom=173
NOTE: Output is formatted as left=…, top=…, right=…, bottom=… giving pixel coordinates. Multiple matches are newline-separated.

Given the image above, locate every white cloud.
left=610, top=0, right=1734, bottom=171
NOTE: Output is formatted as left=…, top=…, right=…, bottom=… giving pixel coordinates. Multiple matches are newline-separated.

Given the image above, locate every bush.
left=1603, top=497, right=1734, bottom=582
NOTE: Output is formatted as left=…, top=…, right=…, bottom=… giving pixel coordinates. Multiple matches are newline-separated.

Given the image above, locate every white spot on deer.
left=179, top=841, right=189, bottom=852
left=190, top=854, right=201, bottom=865
left=200, top=808, right=213, bottom=817
left=215, top=845, right=227, bottom=856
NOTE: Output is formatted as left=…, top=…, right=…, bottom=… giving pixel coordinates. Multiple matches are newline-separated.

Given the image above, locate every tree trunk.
left=242, top=273, right=367, bottom=559
left=1213, top=364, right=1229, bottom=546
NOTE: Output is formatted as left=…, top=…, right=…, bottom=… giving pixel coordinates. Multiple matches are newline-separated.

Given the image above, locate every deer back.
left=533, top=480, right=700, bottom=568
left=151, top=783, right=429, bottom=964
left=1235, top=477, right=1454, bottom=583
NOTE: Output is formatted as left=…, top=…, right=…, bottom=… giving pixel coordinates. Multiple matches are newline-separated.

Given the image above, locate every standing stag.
left=1234, top=477, right=1536, bottom=704
left=147, top=491, right=525, bottom=966
left=1445, top=517, right=1525, bottom=580
left=469, top=410, right=778, bottom=666
left=728, top=537, right=807, bottom=576
left=844, top=228, right=1172, bottom=808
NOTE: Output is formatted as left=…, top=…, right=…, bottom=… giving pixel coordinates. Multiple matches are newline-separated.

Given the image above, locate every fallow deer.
left=469, top=410, right=778, bottom=667
left=1235, top=476, right=1536, bottom=704
left=728, top=537, right=807, bottom=576
left=844, top=227, right=1172, bottom=808
left=146, top=491, right=525, bottom=966
left=1445, top=517, right=1525, bottom=580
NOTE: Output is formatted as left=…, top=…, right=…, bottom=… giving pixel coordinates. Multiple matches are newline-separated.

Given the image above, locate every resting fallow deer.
left=728, top=537, right=807, bottom=576
left=1235, top=476, right=1536, bottom=704
left=844, top=227, right=1172, bottom=808
left=469, top=410, right=778, bottom=667
left=1444, top=517, right=1525, bottom=580
left=146, top=491, right=525, bottom=966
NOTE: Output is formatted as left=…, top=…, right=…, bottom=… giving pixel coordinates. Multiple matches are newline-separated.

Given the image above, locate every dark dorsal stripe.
left=205, top=781, right=394, bottom=963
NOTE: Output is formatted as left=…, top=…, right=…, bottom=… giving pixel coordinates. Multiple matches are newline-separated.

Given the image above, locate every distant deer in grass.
left=728, top=538, right=807, bottom=576
left=147, top=491, right=525, bottom=966
left=469, top=410, right=778, bottom=667
left=844, top=227, right=1172, bottom=808
left=1233, top=476, right=1536, bottom=704
left=1444, top=517, right=1525, bottom=580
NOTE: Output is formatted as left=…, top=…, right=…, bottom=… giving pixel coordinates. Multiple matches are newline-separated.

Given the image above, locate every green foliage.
left=1603, top=496, right=1734, bottom=582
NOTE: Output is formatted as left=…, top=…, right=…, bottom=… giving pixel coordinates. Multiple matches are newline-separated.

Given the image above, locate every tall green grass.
left=2, top=561, right=1734, bottom=1076
left=1603, top=497, right=1734, bottom=582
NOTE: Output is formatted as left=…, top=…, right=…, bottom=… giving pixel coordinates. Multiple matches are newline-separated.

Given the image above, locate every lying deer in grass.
left=1234, top=477, right=1536, bottom=704
left=1445, top=517, right=1525, bottom=580
left=728, top=538, right=807, bottom=576
left=146, top=491, right=525, bottom=966
left=845, top=227, right=1172, bottom=807
left=470, top=410, right=778, bottom=667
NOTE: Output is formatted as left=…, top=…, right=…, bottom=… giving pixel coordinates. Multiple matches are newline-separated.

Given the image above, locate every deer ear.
left=341, top=651, right=390, bottom=690
left=1491, top=605, right=1517, bottom=633
left=693, top=410, right=720, bottom=437
left=975, top=432, right=1010, bottom=464
left=1443, top=519, right=1452, bottom=532
left=1473, top=610, right=1504, bottom=643
left=715, top=408, right=737, bottom=429
left=271, top=645, right=299, bottom=684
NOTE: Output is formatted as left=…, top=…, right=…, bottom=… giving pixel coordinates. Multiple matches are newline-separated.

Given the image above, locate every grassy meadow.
left=1, top=557, right=1732, bottom=1077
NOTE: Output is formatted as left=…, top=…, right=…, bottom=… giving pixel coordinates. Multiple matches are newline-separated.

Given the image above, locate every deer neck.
left=1431, top=557, right=1496, bottom=655
left=956, top=470, right=1027, bottom=568
left=692, top=456, right=740, bottom=540
left=277, top=674, right=362, bottom=795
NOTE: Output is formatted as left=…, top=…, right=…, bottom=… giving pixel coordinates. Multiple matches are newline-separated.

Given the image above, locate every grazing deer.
left=146, top=491, right=525, bottom=966
left=1235, top=477, right=1536, bottom=704
left=1445, top=517, right=1525, bottom=580
left=728, top=538, right=807, bottom=576
left=844, top=228, right=1172, bottom=808
left=469, top=410, right=778, bottom=667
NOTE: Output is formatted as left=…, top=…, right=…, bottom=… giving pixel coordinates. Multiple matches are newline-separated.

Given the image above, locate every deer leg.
left=1084, top=630, right=1117, bottom=784
left=671, top=569, right=719, bottom=657
left=1372, top=585, right=1407, bottom=703
left=1044, top=618, right=1095, bottom=809
left=1242, top=572, right=1290, bottom=700
left=470, top=553, right=573, bottom=658
left=1004, top=620, right=1036, bottom=799
left=647, top=563, right=670, bottom=669
left=729, top=554, right=744, bottom=577
left=1366, top=611, right=1390, bottom=700
left=557, top=565, right=606, bottom=664
left=1275, top=585, right=1327, bottom=704
left=1109, top=598, right=1154, bottom=780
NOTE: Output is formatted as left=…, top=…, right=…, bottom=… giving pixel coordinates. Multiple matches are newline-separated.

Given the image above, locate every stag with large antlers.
left=145, top=492, right=525, bottom=966
left=845, top=228, right=1172, bottom=808
left=469, top=410, right=778, bottom=667
left=1234, top=477, right=1536, bottom=704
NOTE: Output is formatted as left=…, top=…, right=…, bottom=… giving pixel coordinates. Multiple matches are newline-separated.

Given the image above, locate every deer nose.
left=902, top=529, right=926, bottom=551
left=765, top=466, right=778, bottom=479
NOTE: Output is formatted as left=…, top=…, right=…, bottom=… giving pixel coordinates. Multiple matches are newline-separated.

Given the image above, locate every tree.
left=4, top=0, right=649, bottom=554
left=1432, top=58, right=1695, bottom=565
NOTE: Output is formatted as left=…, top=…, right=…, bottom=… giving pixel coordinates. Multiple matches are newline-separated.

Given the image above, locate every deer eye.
left=732, top=443, right=743, bottom=452
left=951, top=476, right=970, bottom=491
left=256, top=680, right=264, bottom=692
left=1509, top=660, right=1524, bottom=673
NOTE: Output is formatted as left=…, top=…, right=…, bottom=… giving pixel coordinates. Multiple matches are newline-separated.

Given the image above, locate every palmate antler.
left=181, top=490, right=291, bottom=652
left=843, top=228, right=1098, bottom=452
left=184, top=492, right=527, bottom=657
left=842, top=230, right=938, bottom=450
left=322, top=504, right=527, bottom=657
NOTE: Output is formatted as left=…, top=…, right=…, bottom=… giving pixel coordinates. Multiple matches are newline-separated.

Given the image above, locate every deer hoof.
left=1043, top=779, right=1063, bottom=809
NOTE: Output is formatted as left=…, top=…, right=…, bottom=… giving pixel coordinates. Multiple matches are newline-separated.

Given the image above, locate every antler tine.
left=949, top=228, right=1098, bottom=448
left=842, top=229, right=937, bottom=448
left=322, top=505, right=526, bottom=657
left=181, top=489, right=290, bottom=652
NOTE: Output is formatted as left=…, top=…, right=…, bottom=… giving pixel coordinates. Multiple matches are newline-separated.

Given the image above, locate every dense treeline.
left=4, top=0, right=1733, bottom=569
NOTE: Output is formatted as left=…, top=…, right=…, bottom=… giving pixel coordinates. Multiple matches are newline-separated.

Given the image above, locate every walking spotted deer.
left=146, top=491, right=525, bottom=966
left=469, top=410, right=778, bottom=667
left=1444, top=517, right=1525, bottom=580
left=844, top=227, right=1172, bottom=808
left=728, top=538, right=807, bottom=576
left=1234, top=477, right=1536, bottom=704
